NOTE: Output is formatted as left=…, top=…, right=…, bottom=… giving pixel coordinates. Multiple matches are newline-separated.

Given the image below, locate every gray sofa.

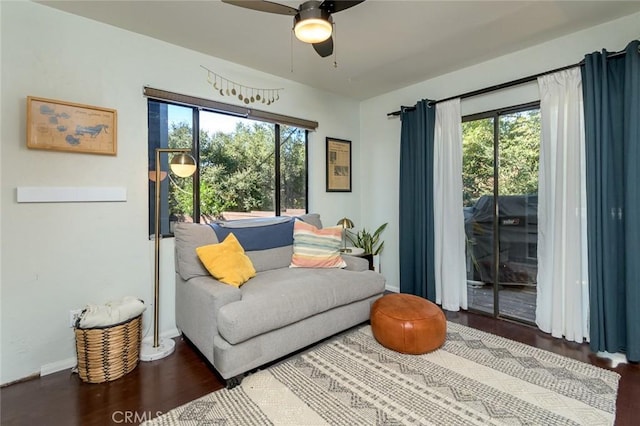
left=174, top=214, right=385, bottom=386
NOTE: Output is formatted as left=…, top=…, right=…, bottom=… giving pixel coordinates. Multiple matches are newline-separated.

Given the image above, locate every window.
left=147, top=98, right=309, bottom=236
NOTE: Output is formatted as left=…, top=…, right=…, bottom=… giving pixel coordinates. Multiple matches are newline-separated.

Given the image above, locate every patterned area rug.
left=143, top=323, right=619, bottom=425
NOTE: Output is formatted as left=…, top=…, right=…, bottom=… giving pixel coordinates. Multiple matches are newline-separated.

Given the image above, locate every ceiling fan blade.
left=320, top=0, right=365, bottom=13
left=312, top=36, right=333, bottom=57
left=221, top=0, right=298, bottom=16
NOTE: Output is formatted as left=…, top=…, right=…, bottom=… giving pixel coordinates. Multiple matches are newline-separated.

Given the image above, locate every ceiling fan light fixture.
left=223, top=0, right=365, bottom=55
left=294, top=17, right=332, bottom=43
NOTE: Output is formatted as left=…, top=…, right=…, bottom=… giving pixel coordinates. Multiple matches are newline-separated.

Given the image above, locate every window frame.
left=147, top=96, right=310, bottom=237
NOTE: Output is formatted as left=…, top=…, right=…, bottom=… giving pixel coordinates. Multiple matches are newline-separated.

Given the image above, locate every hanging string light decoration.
left=201, top=66, right=283, bottom=105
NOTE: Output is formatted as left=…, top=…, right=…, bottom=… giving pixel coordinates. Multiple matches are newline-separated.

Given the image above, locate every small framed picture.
left=326, top=137, right=351, bottom=192
left=27, top=96, right=117, bottom=155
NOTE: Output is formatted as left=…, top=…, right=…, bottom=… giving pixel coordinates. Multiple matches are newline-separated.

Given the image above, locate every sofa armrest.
left=175, top=275, right=242, bottom=363
left=342, top=255, right=369, bottom=271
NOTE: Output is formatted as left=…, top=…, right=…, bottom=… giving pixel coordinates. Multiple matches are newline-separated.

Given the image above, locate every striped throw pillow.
left=290, top=220, right=347, bottom=268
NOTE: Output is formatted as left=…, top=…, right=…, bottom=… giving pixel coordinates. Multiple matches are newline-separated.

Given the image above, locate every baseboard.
left=159, top=327, right=181, bottom=339
left=41, top=357, right=77, bottom=377
left=1, top=372, right=40, bottom=388
left=39, top=328, right=182, bottom=377
left=597, top=351, right=628, bottom=367
left=385, top=284, right=399, bottom=293
left=169, top=327, right=181, bottom=338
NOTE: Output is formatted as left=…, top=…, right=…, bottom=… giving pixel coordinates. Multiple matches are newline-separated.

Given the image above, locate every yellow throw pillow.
left=196, top=233, right=256, bottom=287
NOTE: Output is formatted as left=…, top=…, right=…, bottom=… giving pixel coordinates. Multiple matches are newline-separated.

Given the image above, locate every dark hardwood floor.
left=1, top=310, right=638, bottom=426
left=0, top=337, right=224, bottom=426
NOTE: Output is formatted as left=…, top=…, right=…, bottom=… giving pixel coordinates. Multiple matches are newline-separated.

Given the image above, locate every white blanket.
left=78, top=296, right=146, bottom=328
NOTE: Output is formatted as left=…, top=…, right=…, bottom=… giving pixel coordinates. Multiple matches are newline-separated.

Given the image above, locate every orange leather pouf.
left=371, top=293, right=446, bottom=354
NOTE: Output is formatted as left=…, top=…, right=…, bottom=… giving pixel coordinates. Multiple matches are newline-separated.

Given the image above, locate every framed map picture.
left=326, top=137, right=351, bottom=192
left=27, top=96, right=117, bottom=155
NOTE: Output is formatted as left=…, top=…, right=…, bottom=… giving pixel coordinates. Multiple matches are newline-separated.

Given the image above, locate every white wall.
left=0, top=1, right=361, bottom=385
left=360, top=13, right=640, bottom=293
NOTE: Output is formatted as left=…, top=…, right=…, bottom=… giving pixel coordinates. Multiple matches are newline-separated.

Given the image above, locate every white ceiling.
left=38, top=0, right=640, bottom=100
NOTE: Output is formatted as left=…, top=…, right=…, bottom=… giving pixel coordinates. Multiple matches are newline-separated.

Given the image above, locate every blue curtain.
left=399, top=100, right=436, bottom=300
left=582, top=40, right=640, bottom=362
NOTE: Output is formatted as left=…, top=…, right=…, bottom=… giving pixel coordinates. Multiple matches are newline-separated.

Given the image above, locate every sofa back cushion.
left=174, top=214, right=324, bottom=280
left=245, top=245, right=294, bottom=273
left=211, top=218, right=294, bottom=272
left=297, top=213, right=322, bottom=229
left=174, top=223, right=219, bottom=281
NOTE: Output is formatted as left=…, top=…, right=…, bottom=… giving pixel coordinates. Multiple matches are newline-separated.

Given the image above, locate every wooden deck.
left=467, top=283, right=536, bottom=323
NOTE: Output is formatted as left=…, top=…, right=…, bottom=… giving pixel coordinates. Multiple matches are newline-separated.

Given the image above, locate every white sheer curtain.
left=434, top=99, right=467, bottom=311
left=536, top=68, right=589, bottom=343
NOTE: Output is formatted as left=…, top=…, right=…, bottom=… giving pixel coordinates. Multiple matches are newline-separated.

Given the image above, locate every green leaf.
left=346, top=223, right=387, bottom=255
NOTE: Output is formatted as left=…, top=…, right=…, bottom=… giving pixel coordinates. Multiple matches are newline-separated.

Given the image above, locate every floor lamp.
left=140, top=148, right=197, bottom=362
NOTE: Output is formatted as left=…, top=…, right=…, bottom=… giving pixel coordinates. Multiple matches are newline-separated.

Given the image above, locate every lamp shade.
left=337, top=217, right=354, bottom=229
left=294, top=17, right=332, bottom=43
left=170, top=153, right=197, bottom=177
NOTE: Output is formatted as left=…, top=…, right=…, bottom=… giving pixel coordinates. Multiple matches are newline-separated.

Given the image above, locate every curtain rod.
left=387, top=49, right=628, bottom=117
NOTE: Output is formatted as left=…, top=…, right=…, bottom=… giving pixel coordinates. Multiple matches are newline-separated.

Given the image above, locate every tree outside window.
left=148, top=100, right=308, bottom=237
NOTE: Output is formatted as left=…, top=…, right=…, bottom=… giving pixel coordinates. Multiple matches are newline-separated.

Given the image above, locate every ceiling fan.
left=221, top=1, right=365, bottom=58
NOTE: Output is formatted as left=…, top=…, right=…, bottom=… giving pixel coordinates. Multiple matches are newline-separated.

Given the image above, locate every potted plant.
left=347, top=223, right=388, bottom=270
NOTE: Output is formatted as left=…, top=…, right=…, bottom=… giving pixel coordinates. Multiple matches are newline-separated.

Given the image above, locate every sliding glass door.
left=462, top=103, right=540, bottom=324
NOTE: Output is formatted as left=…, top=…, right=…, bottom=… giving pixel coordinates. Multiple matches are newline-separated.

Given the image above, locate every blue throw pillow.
left=210, top=219, right=295, bottom=251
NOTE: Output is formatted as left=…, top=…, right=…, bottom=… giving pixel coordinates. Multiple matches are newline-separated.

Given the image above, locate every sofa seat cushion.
left=217, top=268, right=385, bottom=344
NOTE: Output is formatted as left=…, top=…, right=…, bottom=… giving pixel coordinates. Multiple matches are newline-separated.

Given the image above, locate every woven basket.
left=74, top=315, right=142, bottom=383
